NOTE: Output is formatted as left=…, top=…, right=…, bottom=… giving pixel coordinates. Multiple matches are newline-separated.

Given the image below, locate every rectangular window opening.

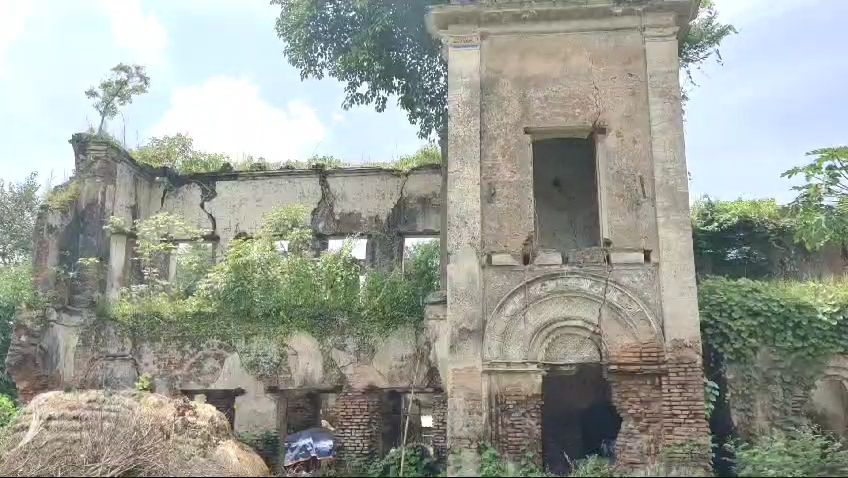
left=172, top=242, right=216, bottom=294
left=532, top=136, right=602, bottom=253
left=327, top=237, right=368, bottom=261
left=402, top=236, right=439, bottom=266
left=274, top=240, right=290, bottom=254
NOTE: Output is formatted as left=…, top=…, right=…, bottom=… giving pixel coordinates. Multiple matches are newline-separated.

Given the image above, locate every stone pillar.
left=273, top=391, right=289, bottom=469
left=644, top=14, right=711, bottom=465
left=487, top=371, right=544, bottom=467
left=335, top=390, right=383, bottom=467
left=443, top=29, right=485, bottom=476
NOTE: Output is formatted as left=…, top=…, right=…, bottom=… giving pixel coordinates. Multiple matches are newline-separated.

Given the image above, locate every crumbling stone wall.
left=7, top=134, right=443, bottom=439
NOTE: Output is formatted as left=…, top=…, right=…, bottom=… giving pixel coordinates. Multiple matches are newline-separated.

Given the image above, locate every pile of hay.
left=0, top=390, right=269, bottom=477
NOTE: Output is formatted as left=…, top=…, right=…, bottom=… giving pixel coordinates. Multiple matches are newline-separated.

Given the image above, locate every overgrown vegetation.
left=0, top=173, right=40, bottom=266
left=106, top=206, right=440, bottom=363
left=729, top=426, right=848, bottom=477
left=132, top=133, right=229, bottom=174
left=699, top=277, right=848, bottom=435
left=0, top=264, right=33, bottom=398
left=127, top=131, right=440, bottom=175
left=0, top=395, right=15, bottom=429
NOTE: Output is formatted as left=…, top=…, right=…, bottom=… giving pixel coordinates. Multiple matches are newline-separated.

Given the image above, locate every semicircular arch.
left=484, top=272, right=662, bottom=365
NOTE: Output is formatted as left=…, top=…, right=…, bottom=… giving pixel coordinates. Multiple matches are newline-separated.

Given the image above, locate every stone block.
left=533, top=250, right=563, bottom=266
left=567, top=247, right=607, bottom=264
left=609, top=250, right=646, bottom=264
left=490, top=253, right=520, bottom=266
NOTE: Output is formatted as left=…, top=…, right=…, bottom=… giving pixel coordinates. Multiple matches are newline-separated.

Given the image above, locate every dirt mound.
left=0, top=390, right=269, bottom=477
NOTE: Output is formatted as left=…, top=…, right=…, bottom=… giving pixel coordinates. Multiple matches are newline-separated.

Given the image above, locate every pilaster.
left=444, top=29, right=485, bottom=476
left=643, top=23, right=700, bottom=345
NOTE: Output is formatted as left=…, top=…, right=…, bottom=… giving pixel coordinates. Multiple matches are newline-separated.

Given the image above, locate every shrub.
left=730, top=426, right=848, bottom=477
left=367, top=444, right=441, bottom=477
left=0, top=395, right=15, bottom=429
left=570, top=455, right=614, bottom=477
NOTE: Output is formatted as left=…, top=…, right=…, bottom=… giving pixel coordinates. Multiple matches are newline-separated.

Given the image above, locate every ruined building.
left=7, top=0, right=713, bottom=474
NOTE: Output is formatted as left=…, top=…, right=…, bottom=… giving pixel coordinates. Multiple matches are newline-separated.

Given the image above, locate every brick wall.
left=661, top=345, right=711, bottom=468
left=606, top=343, right=666, bottom=468
left=431, top=392, right=448, bottom=462
left=607, top=371, right=664, bottom=468
left=287, top=391, right=321, bottom=433
left=492, top=393, right=543, bottom=465
left=335, top=390, right=383, bottom=465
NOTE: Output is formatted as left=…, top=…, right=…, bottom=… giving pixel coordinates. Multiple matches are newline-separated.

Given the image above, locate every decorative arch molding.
left=484, top=272, right=663, bottom=365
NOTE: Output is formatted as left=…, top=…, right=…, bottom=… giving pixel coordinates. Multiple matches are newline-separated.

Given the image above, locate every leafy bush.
left=476, top=442, right=547, bottom=477
left=691, top=197, right=797, bottom=279
left=0, top=395, right=16, bottom=429
left=367, top=444, right=441, bottom=477
left=730, top=426, right=848, bottom=477
left=569, top=455, right=614, bottom=477
left=134, top=373, right=153, bottom=392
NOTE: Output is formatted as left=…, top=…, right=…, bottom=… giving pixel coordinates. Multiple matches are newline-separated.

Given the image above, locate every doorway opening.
left=542, top=364, right=621, bottom=475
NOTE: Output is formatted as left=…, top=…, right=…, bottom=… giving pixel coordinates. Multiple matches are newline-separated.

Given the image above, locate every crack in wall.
left=311, top=168, right=339, bottom=234
left=194, top=179, right=218, bottom=235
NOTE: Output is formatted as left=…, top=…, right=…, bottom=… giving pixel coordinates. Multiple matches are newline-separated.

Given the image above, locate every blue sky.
left=0, top=0, right=843, bottom=204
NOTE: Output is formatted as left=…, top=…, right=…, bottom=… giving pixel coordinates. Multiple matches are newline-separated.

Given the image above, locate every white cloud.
left=150, top=76, right=325, bottom=161
left=100, top=0, right=167, bottom=66
left=0, top=0, right=33, bottom=76
left=332, top=113, right=345, bottom=123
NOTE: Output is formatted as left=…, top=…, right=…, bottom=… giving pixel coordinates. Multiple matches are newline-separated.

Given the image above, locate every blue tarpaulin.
left=284, top=427, right=335, bottom=467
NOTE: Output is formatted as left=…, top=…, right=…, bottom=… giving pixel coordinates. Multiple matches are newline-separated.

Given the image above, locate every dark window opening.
left=532, top=137, right=601, bottom=253
left=542, top=364, right=621, bottom=475
left=378, top=391, right=439, bottom=458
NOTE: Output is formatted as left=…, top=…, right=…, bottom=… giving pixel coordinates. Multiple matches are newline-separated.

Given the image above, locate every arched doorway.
left=483, top=273, right=665, bottom=471
left=542, top=364, right=621, bottom=474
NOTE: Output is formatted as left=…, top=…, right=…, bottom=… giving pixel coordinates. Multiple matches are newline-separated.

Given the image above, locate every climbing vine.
left=699, top=277, right=848, bottom=435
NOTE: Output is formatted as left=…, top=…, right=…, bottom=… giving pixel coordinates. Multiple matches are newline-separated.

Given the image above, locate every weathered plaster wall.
left=479, top=28, right=657, bottom=256
left=160, top=168, right=441, bottom=253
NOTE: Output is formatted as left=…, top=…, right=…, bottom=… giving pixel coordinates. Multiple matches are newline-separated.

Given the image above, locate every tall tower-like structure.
left=427, top=0, right=708, bottom=474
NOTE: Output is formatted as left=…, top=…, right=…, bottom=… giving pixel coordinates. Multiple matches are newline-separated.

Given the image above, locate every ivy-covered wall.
left=693, top=198, right=848, bottom=439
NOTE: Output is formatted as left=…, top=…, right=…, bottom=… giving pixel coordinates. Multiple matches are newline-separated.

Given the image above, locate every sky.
left=0, top=0, right=844, bottom=204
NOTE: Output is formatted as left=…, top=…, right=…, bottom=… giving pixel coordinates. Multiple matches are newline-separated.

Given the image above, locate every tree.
left=679, top=0, right=737, bottom=101
left=272, top=0, right=735, bottom=141
left=85, top=63, right=150, bottom=136
left=0, top=173, right=40, bottom=266
left=132, top=133, right=229, bottom=174
left=782, top=147, right=848, bottom=250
